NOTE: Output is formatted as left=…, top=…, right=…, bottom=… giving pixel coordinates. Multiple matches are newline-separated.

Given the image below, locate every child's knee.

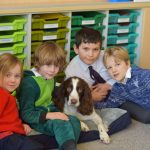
left=69, top=116, right=80, bottom=123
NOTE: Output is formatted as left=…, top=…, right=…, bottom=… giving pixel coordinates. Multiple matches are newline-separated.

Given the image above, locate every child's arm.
left=46, top=112, right=69, bottom=121
left=94, top=84, right=127, bottom=109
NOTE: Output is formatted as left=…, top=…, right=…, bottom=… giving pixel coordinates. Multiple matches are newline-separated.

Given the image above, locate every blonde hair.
left=34, top=41, right=66, bottom=72
left=0, top=53, right=23, bottom=78
left=103, top=46, right=130, bottom=67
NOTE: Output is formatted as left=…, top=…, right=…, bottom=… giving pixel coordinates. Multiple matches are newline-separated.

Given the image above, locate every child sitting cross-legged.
left=17, top=41, right=81, bottom=150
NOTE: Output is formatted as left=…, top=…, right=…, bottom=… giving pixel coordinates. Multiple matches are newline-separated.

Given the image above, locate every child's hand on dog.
left=46, top=112, right=69, bottom=121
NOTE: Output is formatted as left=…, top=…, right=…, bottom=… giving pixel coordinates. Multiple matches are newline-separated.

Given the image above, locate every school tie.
left=88, top=66, right=106, bottom=85
left=88, top=65, right=110, bottom=99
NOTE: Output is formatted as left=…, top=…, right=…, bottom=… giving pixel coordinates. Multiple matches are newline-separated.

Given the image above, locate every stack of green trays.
left=31, top=13, right=70, bottom=65
left=0, top=15, right=27, bottom=66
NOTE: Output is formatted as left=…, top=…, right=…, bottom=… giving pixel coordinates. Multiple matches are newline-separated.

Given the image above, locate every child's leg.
left=68, top=115, right=81, bottom=143
left=108, top=111, right=131, bottom=135
left=120, top=101, right=150, bottom=124
left=32, top=118, right=81, bottom=150
left=0, top=133, right=44, bottom=150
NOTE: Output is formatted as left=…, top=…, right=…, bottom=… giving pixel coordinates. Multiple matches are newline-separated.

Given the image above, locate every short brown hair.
left=103, top=46, right=130, bottom=67
left=34, top=41, right=66, bottom=72
left=75, top=27, right=102, bottom=49
left=0, top=53, right=23, bottom=78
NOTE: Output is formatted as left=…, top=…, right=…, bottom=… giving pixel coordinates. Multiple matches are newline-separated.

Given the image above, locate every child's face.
left=0, top=64, right=22, bottom=92
left=74, top=42, right=101, bottom=65
left=38, top=64, right=59, bottom=80
left=106, top=56, right=130, bottom=82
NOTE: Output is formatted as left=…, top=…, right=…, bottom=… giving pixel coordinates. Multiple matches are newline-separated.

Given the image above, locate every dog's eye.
left=67, top=87, right=72, bottom=92
left=77, top=87, right=83, bottom=93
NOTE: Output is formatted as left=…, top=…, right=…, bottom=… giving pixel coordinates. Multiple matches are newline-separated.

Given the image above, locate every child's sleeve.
left=94, top=84, right=127, bottom=109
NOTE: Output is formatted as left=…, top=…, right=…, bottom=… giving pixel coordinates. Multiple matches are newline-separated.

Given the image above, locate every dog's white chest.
left=64, top=102, right=77, bottom=116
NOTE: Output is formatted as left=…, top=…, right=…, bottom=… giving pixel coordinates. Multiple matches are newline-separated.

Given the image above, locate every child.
left=65, top=27, right=131, bottom=135
left=100, top=46, right=150, bottom=123
left=66, top=27, right=114, bottom=102
left=0, top=53, right=44, bottom=150
left=17, top=41, right=81, bottom=150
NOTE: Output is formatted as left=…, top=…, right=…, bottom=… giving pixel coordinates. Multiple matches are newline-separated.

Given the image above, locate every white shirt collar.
left=122, top=67, right=131, bottom=84
left=31, top=68, right=41, bottom=77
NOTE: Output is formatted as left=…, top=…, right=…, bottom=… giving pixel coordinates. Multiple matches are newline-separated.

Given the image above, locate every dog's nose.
left=71, top=99, right=77, bottom=104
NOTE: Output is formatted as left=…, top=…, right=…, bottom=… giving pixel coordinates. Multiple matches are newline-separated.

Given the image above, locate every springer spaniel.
left=54, top=76, right=110, bottom=144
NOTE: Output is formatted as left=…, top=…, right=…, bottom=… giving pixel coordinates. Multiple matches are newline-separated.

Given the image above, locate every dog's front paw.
left=100, top=132, right=110, bottom=144
left=80, top=121, right=90, bottom=131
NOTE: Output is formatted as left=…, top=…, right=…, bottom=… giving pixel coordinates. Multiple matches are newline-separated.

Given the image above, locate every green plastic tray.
left=32, top=13, right=70, bottom=29
left=31, top=28, right=69, bottom=41
left=0, top=31, right=26, bottom=44
left=72, top=11, right=106, bottom=26
left=0, top=16, right=27, bottom=31
left=0, top=42, right=26, bottom=54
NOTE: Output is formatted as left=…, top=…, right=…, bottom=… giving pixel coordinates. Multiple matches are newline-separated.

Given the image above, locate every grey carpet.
left=77, top=119, right=150, bottom=150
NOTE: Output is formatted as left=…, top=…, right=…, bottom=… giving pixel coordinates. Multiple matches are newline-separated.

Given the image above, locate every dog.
left=54, top=76, right=110, bottom=144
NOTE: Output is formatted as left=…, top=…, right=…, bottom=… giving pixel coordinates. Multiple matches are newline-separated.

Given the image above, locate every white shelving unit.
left=0, top=8, right=144, bottom=68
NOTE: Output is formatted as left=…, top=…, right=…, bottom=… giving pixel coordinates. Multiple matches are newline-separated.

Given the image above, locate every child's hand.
left=46, top=112, right=69, bottom=121
left=23, top=124, right=32, bottom=135
left=91, top=83, right=111, bottom=101
left=91, top=88, right=107, bottom=101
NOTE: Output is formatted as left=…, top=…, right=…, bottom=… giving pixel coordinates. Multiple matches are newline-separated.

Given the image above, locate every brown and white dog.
left=54, top=76, right=110, bottom=144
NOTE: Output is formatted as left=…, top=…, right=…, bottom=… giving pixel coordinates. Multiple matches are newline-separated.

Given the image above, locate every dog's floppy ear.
left=77, top=79, right=93, bottom=115
left=53, top=81, right=66, bottom=112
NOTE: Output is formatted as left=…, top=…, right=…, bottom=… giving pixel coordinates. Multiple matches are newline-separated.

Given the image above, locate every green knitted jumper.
left=18, top=70, right=55, bottom=124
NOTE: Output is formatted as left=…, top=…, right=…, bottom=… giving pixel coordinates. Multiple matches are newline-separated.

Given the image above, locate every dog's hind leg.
left=80, top=121, right=90, bottom=131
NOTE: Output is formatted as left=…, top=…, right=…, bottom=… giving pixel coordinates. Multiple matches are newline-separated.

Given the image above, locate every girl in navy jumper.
left=96, top=46, right=150, bottom=123
left=0, top=53, right=44, bottom=150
